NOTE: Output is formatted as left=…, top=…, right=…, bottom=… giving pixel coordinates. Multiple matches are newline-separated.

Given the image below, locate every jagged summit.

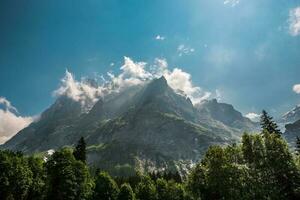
left=143, top=76, right=169, bottom=95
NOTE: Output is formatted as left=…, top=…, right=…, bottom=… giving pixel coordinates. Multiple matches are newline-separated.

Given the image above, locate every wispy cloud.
left=293, top=84, right=300, bottom=94
left=155, top=35, right=165, bottom=41
left=289, top=7, right=300, bottom=36
left=177, top=44, right=195, bottom=56
left=223, top=0, right=240, bottom=7
left=0, top=97, right=34, bottom=144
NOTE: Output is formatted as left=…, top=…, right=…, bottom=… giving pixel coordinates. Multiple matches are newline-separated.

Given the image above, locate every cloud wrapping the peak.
left=289, top=7, right=300, bottom=36
left=245, top=112, right=260, bottom=122
left=164, top=68, right=211, bottom=104
left=293, top=84, right=300, bottom=94
left=120, top=57, right=151, bottom=80
left=0, top=97, right=33, bottom=144
left=108, top=57, right=152, bottom=91
left=54, top=57, right=211, bottom=107
left=53, top=70, right=108, bottom=109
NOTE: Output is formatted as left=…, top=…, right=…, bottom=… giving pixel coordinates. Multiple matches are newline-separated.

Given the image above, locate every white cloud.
left=177, top=44, right=195, bottom=57
left=53, top=70, right=109, bottom=110
left=0, top=97, right=34, bottom=144
left=289, top=7, right=300, bottom=36
left=108, top=57, right=153, bottom=91
left=224, top=0, right=240, bottom=7
left=0, top=97, right=18, bottom=113
left=245, top=112, right=260, bottom=122
left=293, top=84, right=300, bottom=94
left=164, top=68, right=211, bottom=104
left=155, top=35, right=165, bottom=41
left=54, top=57, right=211, bottom=107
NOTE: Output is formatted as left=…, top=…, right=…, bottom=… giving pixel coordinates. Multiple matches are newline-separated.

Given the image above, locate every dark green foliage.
left=188, top=145, right=248, bottom=200
left=46, top=148, right=93, bottom=200
left=0, top=150, right=33, bottom=200
left=73, top=137, right=87, bottom=163
left=135, top=175, right=157, bottom=200
left=27, top=156, right=46, bottom=200
left=188, top=132, right=300, bottom=200
left=296, top=136, right=300, bottom=155
left=156, top=178, right=188, bottom=200
left=118, top=183, right=135, bottom=200
left=149, top=171, right=182, bottom=183
left=94, top=171, right=119, bottom=200
left=260, top=110, right=281, bottom=136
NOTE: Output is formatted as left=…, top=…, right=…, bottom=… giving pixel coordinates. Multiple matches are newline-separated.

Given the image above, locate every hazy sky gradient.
left=0, top=0, right=300, bottom=118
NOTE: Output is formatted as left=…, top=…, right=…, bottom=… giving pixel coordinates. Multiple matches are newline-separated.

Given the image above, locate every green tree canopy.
left=117, top=183, right=135, bottom=200
left=0, top=150, right=33, bottom=200
left=94, top=171, right=119, bottom=200
left=27, top=156, right=46, bottom=200
left=46, top=148, right=93, bottom=200
left=135, top=175, right=157, bottom=200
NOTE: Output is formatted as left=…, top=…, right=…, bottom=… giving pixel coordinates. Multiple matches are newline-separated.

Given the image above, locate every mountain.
left=284, top=119, right=300, bottom=147
left=2, top=96, right=84, bottom=152
left=281, top=105, right=300, bottom=124
left=1, top=76, right=256, bottom=175
left=196, top=99, right=258, bottom=131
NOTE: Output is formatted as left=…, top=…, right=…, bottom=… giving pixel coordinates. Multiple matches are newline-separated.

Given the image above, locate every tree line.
left=1, top=110, right=300, bottom=200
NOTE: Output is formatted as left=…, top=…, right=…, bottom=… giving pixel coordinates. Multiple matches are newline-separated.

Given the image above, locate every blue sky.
left=0, top=0, right=300, bottom=119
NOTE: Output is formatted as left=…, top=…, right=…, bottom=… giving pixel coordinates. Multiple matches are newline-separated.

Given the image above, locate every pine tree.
left=260, top=110, right=281, bottom=136
left=296, top=136, right=300, bottom=155
left=73, top=137, right=86, bottom=163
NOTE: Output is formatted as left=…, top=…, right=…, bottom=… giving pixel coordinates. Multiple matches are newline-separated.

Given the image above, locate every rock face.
left=284, top=119, right=300, bottom=147
left=196, top=99, right=258, bottom=131
left=282, top=105, right=300, bottom=124
left=1, top=76, right=257, bottom=175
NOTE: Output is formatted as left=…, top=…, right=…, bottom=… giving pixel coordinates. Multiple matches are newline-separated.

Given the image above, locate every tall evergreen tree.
left=73, top=137, right=86, bottom=163
left=260, top=110, right=281, bottom=136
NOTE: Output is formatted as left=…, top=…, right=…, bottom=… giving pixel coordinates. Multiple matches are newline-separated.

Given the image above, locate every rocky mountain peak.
left=282, top=105, right=300, bottom=124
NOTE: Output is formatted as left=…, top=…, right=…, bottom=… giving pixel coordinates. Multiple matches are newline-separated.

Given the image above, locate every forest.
left=1, top=111, right=300, bottom=200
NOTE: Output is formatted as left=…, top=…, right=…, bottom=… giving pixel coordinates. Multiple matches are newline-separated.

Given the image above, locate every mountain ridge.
left=1, top=76, right=258, bottom=175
